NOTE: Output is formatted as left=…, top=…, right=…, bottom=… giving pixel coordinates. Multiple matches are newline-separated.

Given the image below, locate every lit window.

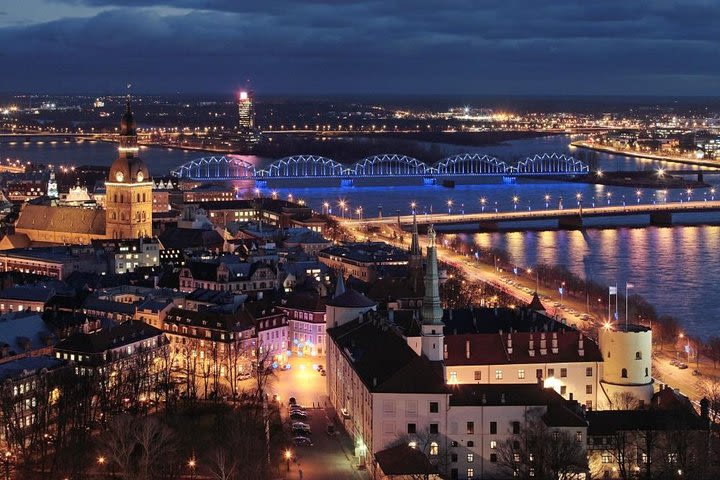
left=467, top=468, right=474, bottom=479
left=467, top=453, right=474, bottom=462
left=495, top=370, right=503, bottom=380
left=518, top=369, right=525, bottom=379
left=430, top=442, right=439, bottom=456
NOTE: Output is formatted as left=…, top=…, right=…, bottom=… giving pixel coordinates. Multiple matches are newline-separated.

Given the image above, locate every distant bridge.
left=343, top=201, right=720, bottom=231
left=169, top=153, right=590, bottom=181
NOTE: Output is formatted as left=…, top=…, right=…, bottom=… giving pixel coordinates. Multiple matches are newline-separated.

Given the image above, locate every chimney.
left=373, top=377, right=377, bottom=388
left=500, top=393, right=506, bottom=404
left=507, top=333, right=513, bottom=354
left=465, top=340, right=471, bottom=359
left=551, top=331, right=558, bottom=354
left=578, top=333, right=585, bottom=357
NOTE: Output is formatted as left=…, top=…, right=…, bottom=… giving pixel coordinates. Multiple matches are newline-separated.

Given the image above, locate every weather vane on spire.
left=126, top=83, right=132, bottom=104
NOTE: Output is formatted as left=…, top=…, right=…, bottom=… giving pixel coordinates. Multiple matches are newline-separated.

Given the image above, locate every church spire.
left=421, top=225, right=443, bottom=326
left=408, top=212, right=423, bottom=270
left=333, top=273, right=346, bottom=298
left=420, top=225, right=444, bottom=362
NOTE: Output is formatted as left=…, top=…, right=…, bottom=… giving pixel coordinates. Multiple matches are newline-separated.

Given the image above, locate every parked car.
left=678, top=363, right=689, bottom=370
left=290, top=411, right=308, bottom=420
left=326, top=424, right=337, bottom=436
left=692, top=370, right=702, bottom=376
left=289, top=397, right=297, bottom=405
left=293, top=436, right=313, bottom=447
left=290, top=405, right=307, bottom=412
left=292, top=421, right=311, bottom=430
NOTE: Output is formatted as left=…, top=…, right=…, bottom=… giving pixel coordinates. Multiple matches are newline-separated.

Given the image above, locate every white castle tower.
left=420, top=225, right=444, bottom=362
left=598, top=323, right=654, bottom=409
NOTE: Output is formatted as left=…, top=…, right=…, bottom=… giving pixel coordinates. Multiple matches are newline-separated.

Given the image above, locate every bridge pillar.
left=649, top=211, right=673, bottom=226
left=423, top=177, right=437, bottom=186
left=340, top=178, right=354, bottom=187
left=558, top=215, right=583, bottom=229
left=478, top=221, right=499, bottom=231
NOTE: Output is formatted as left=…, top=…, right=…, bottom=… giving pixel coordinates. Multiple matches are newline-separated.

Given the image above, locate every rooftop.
left=328, top=316, right=446, bottom=394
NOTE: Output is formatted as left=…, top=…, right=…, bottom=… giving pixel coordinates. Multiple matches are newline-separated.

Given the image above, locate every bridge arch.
left=256, top=155, right=347, bottom=178
left=170, top=155, right=256, bottom=179
left=435, top=154, right=510, bottom=175
left=512, top=153, right=589, bottom=174
left=351, top=154, right=433, bottom=177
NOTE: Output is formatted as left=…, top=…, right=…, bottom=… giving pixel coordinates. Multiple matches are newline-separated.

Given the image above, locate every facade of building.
left=178, top=259, right=277, bottom=294
left=318, top=242, right=409, bottom=283
left=92, top=237, right=162, bottom=274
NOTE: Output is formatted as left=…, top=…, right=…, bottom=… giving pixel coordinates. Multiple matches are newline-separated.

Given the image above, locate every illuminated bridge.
left=169, top=153, right=589, bottom=181
left=341, top=201, right=720, bottom=231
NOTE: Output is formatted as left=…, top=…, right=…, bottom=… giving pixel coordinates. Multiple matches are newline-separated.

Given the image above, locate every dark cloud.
left=2, top=1, right=719, bottom=94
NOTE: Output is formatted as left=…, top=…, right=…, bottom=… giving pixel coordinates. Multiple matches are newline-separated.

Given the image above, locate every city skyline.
left=1, top=0, right=720, bottom=95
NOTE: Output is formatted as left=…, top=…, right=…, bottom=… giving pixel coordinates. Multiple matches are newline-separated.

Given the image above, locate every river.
left=1, top=135, right=718, bottom=337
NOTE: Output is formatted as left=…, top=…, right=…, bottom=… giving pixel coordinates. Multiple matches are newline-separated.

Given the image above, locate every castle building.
left=11, top=102, right=152, bottom=246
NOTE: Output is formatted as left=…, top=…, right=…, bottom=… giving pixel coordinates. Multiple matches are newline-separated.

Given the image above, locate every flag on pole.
left=626, top=282, right=635, bottom=289
left=609, top=286, right=617, bottom=295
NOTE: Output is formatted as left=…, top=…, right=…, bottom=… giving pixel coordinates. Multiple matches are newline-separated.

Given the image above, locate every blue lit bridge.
left=170, top=153, right=590, bottom=183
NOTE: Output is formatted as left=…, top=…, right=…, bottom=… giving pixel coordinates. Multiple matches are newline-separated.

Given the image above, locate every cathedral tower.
left=105, top=101, right=153, bottom=239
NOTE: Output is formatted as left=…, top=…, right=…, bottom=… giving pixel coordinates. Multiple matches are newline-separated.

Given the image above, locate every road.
left=344, top=200, right=720, bottom=227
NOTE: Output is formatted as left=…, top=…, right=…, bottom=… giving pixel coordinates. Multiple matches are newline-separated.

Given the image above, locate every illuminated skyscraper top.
left=238, top=90, right=255, bottom=130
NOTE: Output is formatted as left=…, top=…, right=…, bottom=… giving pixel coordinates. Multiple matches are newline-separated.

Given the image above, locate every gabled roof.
left=56, top=320, right=162, bottom=355
left=0, top=356, right=66, bottom=382
left=280, top=291, right=326, bottom=313
left=16, top=205, right=106, bottom=235
left=0, top=311, right=55, bottom=354
left=0, top=285, right=55, bottom=303
left=587, top=407, right=708, bottom=435
left=328, top=316, right=446, bottom=394
left=374, top=444, right=436, bottom=476
left=158, top=227, right=223, bottom=250
left=450, top=383, right=562, bottom=407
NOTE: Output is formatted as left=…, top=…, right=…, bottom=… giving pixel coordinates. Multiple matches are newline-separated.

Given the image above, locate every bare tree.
left=610, top=392, right=640, bottom=411
left=389, top=427, right=447, bottom=479
left=495, top=409, right=587, bottom=480
left=208, top=449, right=238, bottom=480
left=101, top=414, right=177, bottom=480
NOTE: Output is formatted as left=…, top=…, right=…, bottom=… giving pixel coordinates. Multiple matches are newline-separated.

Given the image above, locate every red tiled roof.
left=444, top=330, right=602, bottom=366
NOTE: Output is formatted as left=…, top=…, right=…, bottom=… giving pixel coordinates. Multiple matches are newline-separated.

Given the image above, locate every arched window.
left=120, top=194, right=124, bottom=203
left=430, top=442, right=438, bottom=456
left=114, top=194, right=118, bottom=203
left=137, top=193, right=140, bottom=202
left=621, top=368, right=628, bottom=378
left=142, top=193, right=146, bottom=202
left=635, top=351, right=642, bottom=360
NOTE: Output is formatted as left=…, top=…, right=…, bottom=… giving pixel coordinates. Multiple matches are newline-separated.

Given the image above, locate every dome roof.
left=108, top=155, right=150, bottom=183
left=120, top=101, right=136, bottom=136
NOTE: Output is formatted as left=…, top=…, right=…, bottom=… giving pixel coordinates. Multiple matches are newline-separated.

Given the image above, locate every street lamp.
left=480, top=197, right=487, bottom=212
left=322, top=201, right=329, bottom=215
left=711, top=188, right=716, bottom=201
left=410, top=201, right=416, bottom=214
left=355, top=207, right=363, bottom=220
left=447, top=199, right=453, bottom=214
left=544, top=194, right=550, bottom=209
left=338, top=200, right=347, bottom=218
left=512, top=195, right=519, bottom=211
left=606, top=192, right=612, bottom=205
left=188, top=457, right=197, bottom=480
left=2, top=451, right=11, bottom=480
left=271, top=190, right=278, bottom=200
left=636, top=189, right=642, bottom=203
left=284, top=449, right=292, bottom=471
left=686, top=188, right=693, bottom=202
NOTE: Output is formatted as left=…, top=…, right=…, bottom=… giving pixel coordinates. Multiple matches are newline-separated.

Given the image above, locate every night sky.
left=1, top=0, right=719, bottom=95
